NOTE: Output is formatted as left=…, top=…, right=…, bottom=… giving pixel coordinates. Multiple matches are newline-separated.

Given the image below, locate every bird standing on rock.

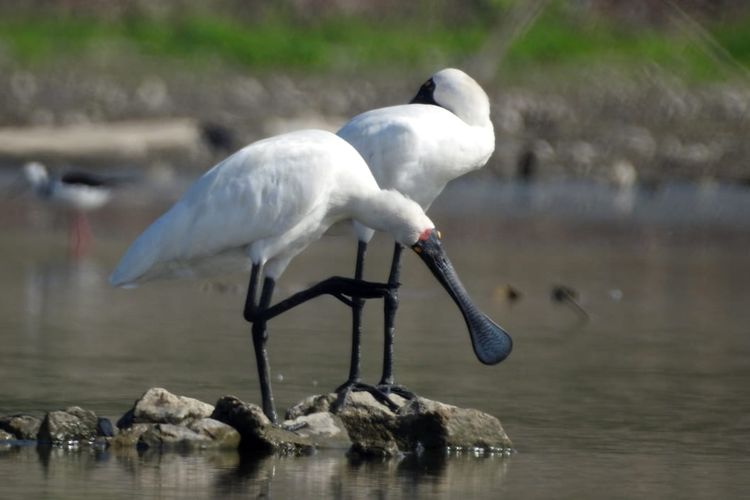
left=336, top=68, right=503, bottom=399
left=109, top=129, right=512, bottom=423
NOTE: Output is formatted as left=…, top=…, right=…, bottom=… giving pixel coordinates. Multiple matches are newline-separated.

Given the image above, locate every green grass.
left=0, top=9, right=748, bottom=81
left=502, top=8, right=750, bottom=81
left=0, top=15, right=486, bottom=71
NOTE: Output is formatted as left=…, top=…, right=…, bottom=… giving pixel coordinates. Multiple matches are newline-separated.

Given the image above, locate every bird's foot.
left=376, top=382, right=418, bottom=401
left=330, top=380, right=400, bottom=413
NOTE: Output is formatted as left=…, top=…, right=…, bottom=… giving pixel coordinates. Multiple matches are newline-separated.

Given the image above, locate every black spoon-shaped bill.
left=412, top=230, right=513, bottom=365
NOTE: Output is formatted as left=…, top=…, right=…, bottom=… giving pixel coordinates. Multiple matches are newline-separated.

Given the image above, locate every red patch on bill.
left=418, top=228, right=433, bottom=241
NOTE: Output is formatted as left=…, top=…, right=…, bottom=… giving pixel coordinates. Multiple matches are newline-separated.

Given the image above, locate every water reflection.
left=1, top=444, right=511, bottom=498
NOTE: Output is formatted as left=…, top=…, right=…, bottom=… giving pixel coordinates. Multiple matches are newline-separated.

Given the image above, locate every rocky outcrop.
left=37, top=406, right=99, bottom=445
left=287, top=392, right=513, bottom=457
left=0, top=414, right=42, bottom=440
left=116, top=387, right=214, bottom=428
left=115, top=388, right=239, bottom=451
left=211, top=396, right=313, bottom=455
left=1, top=387, right=512, bottom=458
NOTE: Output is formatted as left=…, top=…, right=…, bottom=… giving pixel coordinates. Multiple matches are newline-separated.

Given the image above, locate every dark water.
left=1, top=178, right=749, bottom=498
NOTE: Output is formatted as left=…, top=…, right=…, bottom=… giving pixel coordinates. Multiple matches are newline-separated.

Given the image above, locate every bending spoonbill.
left=22, top=161, right=114, bottom=257
left=109, top=129, right=511, bottom=423
left=336, top=68, right=509, bottom=397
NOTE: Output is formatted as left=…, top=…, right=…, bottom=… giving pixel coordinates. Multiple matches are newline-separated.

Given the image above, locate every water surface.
left=1, top=179, right=749, bottom=498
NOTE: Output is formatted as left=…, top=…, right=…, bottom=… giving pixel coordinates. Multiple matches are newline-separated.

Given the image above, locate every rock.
left=186, top=418, right=241, bottom=449
left=97, top=417, right=114, bottom=437
left=282, top=412, right=351, bottom=449
left=334, top=392, right=406, bottom=457
left=288, top=392, right=405, bottom=457
left=397, top=398, right=513, bottom=452
left=137, top=423, right=216, bottom=452
left=0, top=414, right=42, bottom=440
left=119, top=387, right=214, bottom=428
left=285, top=393, right=512, bottom=456
left=285, top=394, right=337, bottom=420
left=37, top=406, right=98, bottom=445
left=109, top=423, right=154, bottom=448
left=211, top=396, right=313, bottom=455
left=0, top=429, right=14, bottom=441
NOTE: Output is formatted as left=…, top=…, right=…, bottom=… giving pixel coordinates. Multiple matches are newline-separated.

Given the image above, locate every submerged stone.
left=138, top=423, right=211, bottom=451
left=109, top=423, right=153, bottom=448
left=0, top=414, right=42, bottom=440
left=186, top=418, right=241, bottom=449
left=211, top=396, right=313, bottom=455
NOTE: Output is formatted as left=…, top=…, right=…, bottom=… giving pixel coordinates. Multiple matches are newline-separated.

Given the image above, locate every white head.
left=410, top=68, right=491, bottom=127
left=23, top=162, right=50, bottom=191
left=357, top=189, right=435, bottom=247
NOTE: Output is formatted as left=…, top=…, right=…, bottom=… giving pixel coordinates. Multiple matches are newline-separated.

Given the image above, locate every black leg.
left=380, top=243, right=403, bottom=386
left=261, top=276, right=392, bottom=321
left=252, top=278, right=278, bottom=423
left=378, top=243, right=416, bottom=400
left=347, top=241, right=367, bottom=384
left=243, top=263, right=261, bottom=322
left=331, top=241, right=402, bottom=413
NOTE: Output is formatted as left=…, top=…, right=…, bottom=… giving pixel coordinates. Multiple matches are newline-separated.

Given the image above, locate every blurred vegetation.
left=0, top=0, right=749, bottom=81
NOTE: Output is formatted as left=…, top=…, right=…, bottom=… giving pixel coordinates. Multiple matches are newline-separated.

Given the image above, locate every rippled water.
left=1, top=178, right=749, bottom=498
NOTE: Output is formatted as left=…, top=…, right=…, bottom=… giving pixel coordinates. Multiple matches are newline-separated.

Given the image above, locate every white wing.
left=338, top=104, right=493, bottom=209
left=109, top=130, right=345, bottom=286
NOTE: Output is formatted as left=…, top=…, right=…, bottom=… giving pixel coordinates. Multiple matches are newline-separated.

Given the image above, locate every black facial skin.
left=410, top=78, right=439, bottom=106
left=412, top=230, right=513, bottom=365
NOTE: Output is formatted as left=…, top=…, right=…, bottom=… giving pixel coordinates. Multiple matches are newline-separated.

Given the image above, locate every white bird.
left=109, top=129, right=511, bottom=423
left=22, top=161, right=114, bottom=257
left=336, top=68, right=503, bottom=396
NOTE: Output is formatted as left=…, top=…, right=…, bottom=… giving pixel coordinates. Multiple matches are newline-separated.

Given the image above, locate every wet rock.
left=211, top=396, right=313, bottom=455
left=287, top=392, right=406, bottom=457
left=0, top=429, right=14, bottom=441
left=286, top=393, right=512, bottom=456
left=136, top=419, right=238, bottom=452
left=37, top=406, right=98, bottom=445
left=97, top=417, right=114, bottom=437
left=118, top=387, right=214, bottom=428
left=397, top=398, right=513, bottom=451
left=109, top=423, right=154, bottom=448
left=138, top=424, right=211, bottom=451
left=0, top=414, right=42, bottom=440
left=282, top=412, right=351, bottom=449
left=285, top=394, right=337, bottom=420
left=187, top=418, right=241, bottom=449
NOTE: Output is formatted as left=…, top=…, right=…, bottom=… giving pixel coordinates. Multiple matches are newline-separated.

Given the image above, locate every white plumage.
left=338, top=67, right=495, bottom=241
left=333, top=68, right=498, bottom=392
left=109, top=127, right=511, bottom=423
left=110, top=129, right=433, bottom=287
left=23, top=161, right=112, bottom=211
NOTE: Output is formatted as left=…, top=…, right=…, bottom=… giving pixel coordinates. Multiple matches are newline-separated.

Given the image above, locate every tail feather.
left=109, top=205, right=183, bottom=287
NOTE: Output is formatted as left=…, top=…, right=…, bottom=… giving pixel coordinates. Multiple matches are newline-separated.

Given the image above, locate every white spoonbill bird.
left=336, top=68, right=508, bottom=397
left=23, top=161, right=114, bottom=257
left=109, top=129, right=511, bottom=423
